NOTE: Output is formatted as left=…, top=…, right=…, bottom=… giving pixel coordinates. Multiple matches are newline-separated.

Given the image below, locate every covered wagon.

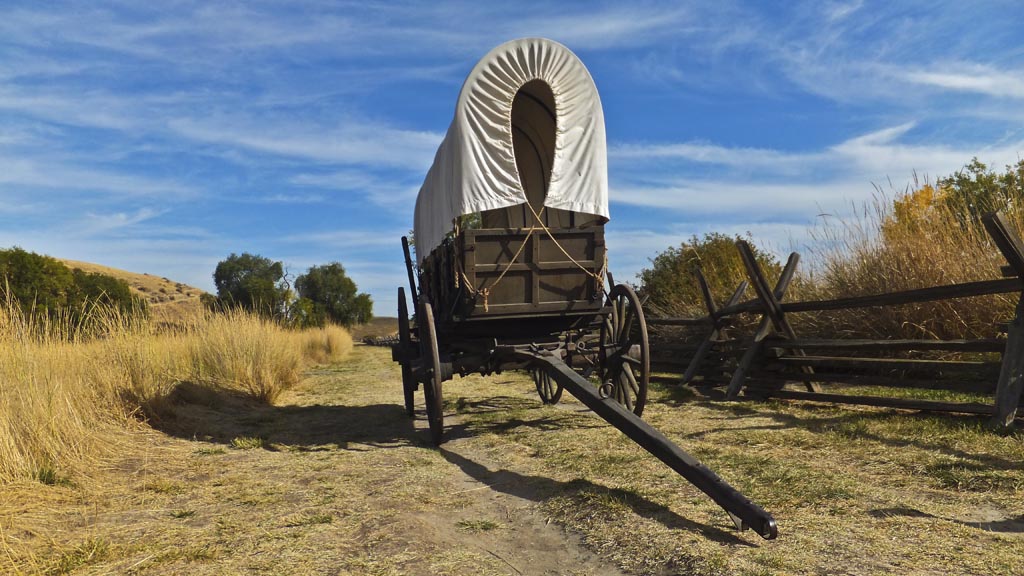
left=392, top=38, right=778, bottom=539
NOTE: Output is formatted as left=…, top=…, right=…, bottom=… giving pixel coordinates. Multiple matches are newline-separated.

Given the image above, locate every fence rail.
left=648, top=211, right=1024, bottom=428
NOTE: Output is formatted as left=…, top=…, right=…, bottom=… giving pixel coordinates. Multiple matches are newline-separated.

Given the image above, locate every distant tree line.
left=203, top=253, right=372, bottom=327
left=0, top=247, right=144, bottom=320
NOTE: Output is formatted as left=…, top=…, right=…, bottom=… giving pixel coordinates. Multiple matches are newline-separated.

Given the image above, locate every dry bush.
left=188, top=309, right=304, bottom=404
left=301, top=324, right=355, bottom=365
left=0, top=299, right=132, bottom=484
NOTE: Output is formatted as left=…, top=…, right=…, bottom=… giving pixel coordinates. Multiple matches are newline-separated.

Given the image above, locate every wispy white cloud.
left=824, top=0, right=864, bottom=23
left=613, top=123, right=1024, bottom=199
left=281, top=229, right=406, bottom=250
left=611, top=141, right=819, bottom=174
left=904, top=65, right=1024, bottom=99
left=167, top=116, right=441, bottom=170
left=0, top=156, right=195, bottom=197
left=257, top=193, right=326, bottom=204
left=80, top=208, right=164, bottom=235
left=289, top=170, right=421, bottom=207
left=499, top=6, right=690, bottom=50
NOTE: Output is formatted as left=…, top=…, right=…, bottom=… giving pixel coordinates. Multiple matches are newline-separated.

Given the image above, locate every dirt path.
left=15, top=345, right=1023, bottom=575
left=14, top=345, right=626, bottom=575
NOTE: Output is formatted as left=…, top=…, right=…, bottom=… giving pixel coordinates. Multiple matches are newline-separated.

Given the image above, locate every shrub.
left=0, top=248, right=146, bottom=329
left=638, top=232, right=780, bottom=316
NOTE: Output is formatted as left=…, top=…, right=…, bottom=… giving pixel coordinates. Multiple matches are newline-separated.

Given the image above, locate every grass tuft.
left=45, top=538, right=109, bottom=575
left=33, top=466, right=72, bottom=487
left=455, top=519, right=501, bottom=533
left=230, top=436, right=264, bottom=450
left=283, top=512, right=334, bottom=527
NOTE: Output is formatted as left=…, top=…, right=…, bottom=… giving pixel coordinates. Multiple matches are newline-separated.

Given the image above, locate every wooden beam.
left=646, top=317, right=715, bottom=327
left=762, top=337, right=1005, bottom=353
left=747, top=372, right=997, bottom=394
left=744, top=388, right=1000, bottom=416
left=779, top=278, right=1020, bottom=313
left=983, top=212, right=1024, bottom=278
left=771, top=355, right=999, bottom=372
left=682, top=275, right=747, bottom=384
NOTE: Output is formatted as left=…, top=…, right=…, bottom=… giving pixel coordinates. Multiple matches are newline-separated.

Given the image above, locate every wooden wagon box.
left=420, top=226, right=606, bottom=338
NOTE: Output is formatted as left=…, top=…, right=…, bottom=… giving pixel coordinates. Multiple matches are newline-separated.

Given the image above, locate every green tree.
left=0, top=247, right=144, bottom=321
left=70, top=269, right=145, bottom=315
left=212, top=253, right=290, bottom=317
left=294, top=262, right=373, bottom=327
left=638, top=233, right=780, bottom=316
left=0, top=247, right=76, bottom=315
left=938, top=157, right=1024, bottom=226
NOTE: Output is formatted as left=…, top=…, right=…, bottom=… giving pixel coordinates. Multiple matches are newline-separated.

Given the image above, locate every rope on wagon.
left=455, top=203, right=610, bottom=312
left=455, top=214, right=541, bottom=312
left=524, top=202, right=609, bottom=296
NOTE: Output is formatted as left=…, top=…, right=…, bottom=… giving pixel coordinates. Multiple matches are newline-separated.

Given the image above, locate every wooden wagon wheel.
left=532, top=367, right=563, bottom=404
left=418, top=301, right=445, bottom=445
left=599, top=284, right=649, bottom=416
left=397, top=287, right=417, bottom=417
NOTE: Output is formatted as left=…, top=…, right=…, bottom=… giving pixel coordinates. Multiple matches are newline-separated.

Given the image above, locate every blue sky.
left=2, top=1, right=1023, bottom=316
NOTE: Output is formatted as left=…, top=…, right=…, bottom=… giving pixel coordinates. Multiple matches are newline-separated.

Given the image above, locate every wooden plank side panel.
left=460, top=226, right=605, bottom=319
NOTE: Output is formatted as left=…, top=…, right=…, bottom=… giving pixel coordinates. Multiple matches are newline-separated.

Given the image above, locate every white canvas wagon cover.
left=414, top=38, right=609, bottom=263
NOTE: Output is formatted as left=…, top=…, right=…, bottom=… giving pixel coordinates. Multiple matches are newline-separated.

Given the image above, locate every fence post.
left=726, top=249, right=804, bottom=399
left=982, top=212, right=1024, bottom=427
left=681, top=269, right=747, bottom=384
left=737, top=243, right=819, bottom=394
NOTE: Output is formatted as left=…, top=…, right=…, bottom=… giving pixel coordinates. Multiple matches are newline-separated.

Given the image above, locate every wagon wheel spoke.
left=533, top=367, right=563, bottom=405
left=599, top=284, right=649, bottom=417
left=619, top=373, right=633, bottom=410
left=624, top=365, right=640, bottom=395
left=619, top=304, right=635, bottom=345
left=610, top=300, right=620, bottom=339
left=622, top=354, right=641, bottom=365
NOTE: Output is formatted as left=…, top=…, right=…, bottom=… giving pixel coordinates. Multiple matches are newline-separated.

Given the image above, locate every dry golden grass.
left=0, top=297, right=352, bottom=486
left=795, top=187, right=1020, bottom=340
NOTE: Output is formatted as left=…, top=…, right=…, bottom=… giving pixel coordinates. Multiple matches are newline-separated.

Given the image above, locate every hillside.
left=59, top=259, right=206, bottom=322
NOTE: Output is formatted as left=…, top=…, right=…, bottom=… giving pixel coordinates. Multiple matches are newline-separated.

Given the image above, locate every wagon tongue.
left=503, top=347, right=779, bottom=540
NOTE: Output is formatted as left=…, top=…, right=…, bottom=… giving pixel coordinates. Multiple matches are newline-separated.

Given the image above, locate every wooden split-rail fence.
left=647, top=212, right=1024, bottom=428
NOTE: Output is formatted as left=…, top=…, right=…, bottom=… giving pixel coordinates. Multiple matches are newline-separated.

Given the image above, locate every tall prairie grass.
left=0, top=297, right=352, bottom=484
left=797, top=183, right=1021, bottom=340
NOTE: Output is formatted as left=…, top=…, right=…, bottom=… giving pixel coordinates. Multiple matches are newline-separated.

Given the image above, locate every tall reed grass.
left=0, top=297, right=352, bottom=484
left=798, top=183, right=1020, bottom=340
